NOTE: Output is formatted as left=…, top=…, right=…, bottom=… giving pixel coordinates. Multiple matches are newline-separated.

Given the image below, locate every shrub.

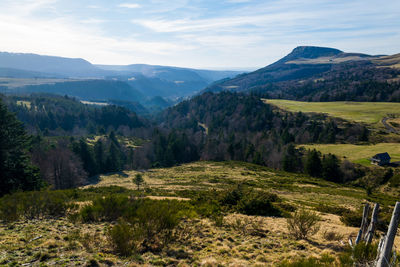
left=106, top=200, right=185, bottom=255
left=338, top=243, right=378, bottom=266
left=389, top=174, right=400, bottom=187
left=278, top=253, right=335, bottom=267
left=323, top=230, right=344, bottom=241
left=0, top=190, right=76, bottom=222
left=316, top=204, right=349, bottom=216
left=78, top=195, right=135, bottom=222
left=340, top=210, right=362, bottom=227
left=107, top=219, right=137, bottom=256
left=287, top=209, right=321, bottom=240
left=236, top=191, right=282, bottom=217
left=135, top=200, right=183, bottom=251
left=219, top=184, right=282, bottom=216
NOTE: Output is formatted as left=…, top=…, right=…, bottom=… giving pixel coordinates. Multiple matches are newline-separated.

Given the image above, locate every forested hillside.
left=127, top=92, right=368, bottom=182
left=207, top=46, right=400, bottom=102
left=2, top=94, right=146, bottom=136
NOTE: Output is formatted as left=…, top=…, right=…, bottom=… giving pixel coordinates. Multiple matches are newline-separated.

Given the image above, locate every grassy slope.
left=299, top=143, right=400, bottom=165
left=265, top=99, right=400, bottom=165
left=1, top=161, right=398, bottom=266
left=87, top=161, right=370, bottom=208
left=264, top=99, right=400, bottom=125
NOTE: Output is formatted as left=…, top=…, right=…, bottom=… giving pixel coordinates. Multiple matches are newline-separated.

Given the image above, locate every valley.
left=1, top=45, right=400, bottom=266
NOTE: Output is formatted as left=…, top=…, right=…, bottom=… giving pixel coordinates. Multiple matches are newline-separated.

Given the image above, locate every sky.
left=0, top=0, right=399, bottom=69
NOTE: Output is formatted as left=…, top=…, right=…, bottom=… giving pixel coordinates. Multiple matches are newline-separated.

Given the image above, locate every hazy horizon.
left=1, top=0, right=399, bottom=69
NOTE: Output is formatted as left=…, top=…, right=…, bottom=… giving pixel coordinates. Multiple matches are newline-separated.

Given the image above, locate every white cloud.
left=118, top=3, right=141, bottom=9
left=0, top=10, right=192, bottom=65
left=80, top=18, right=106, bottom=24
left=0, top=0, right=399, bottom=68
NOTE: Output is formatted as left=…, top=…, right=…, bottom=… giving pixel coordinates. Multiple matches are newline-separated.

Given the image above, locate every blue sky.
left=0, top=0, right=399, bottom=69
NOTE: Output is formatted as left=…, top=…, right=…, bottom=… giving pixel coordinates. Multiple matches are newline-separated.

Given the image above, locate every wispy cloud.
left=0, top=0, right=399, bottom=68
left=118, top=3, right=141, bottom=9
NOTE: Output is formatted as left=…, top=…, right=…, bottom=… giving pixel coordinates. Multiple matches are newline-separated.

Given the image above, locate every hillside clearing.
left=84, top=161, right=371, bottom=208
left=298, top=143, right=400, bottom=166
left=264, top=99, right=400, bottom=125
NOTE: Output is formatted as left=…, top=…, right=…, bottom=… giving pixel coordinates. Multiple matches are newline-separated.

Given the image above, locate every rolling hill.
left=205, top=46, right=400, bottom=102
left=0, top=52, right=243, bottom=101
left=0, top=52, right=106, bottom=78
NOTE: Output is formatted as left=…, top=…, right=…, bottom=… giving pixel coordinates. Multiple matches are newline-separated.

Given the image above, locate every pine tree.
left=94, top=140, right=105, bottom=173
left=105, top=142, right=122, bottom=172
left=283, top=144, right=301, bottom=172
left=73, top=139, right=97, bottom=176
left=133, top=173, right=144, bottom=190
left=0, top=100, right=43, bottom=196
left=321, top=154, right=342, bottom=182
left=305, top=149, right=322, bottom=177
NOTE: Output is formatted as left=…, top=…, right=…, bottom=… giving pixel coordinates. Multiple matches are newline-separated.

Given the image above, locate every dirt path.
left=382, top=117, right=399, bottom=134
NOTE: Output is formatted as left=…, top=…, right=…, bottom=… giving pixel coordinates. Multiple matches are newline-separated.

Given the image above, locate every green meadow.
left=299, top=143, right=400, bottom=165
left=264, top=99, right=400, bottom=125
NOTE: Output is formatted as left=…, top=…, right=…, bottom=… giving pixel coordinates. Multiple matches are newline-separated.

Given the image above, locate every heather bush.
left=78, top=194, right=135, bottom=222
left=287, top=209, right=321, bottom=240
left=106, top=200, right=186, bottom=255
left=219, top=184, right=282, bottom=216
left=0, top=190, right=76, bottom=222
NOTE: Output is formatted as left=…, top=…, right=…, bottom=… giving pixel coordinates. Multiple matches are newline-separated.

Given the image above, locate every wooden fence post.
left=376, top=202, right=400, bottom=267
left=365, top=203, right=379, bottom=244
left=355, top=203, right=370, bottom=245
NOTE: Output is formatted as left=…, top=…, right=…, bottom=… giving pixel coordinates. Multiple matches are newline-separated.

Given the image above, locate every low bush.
left=340, top=210, right=362, bottom=227
left=219, top=184, right=282, bottom=216
left=316, top=204, right=349, bottom=216
left=236, top=191, right=282, bottom=216
left=278, top=253, right=335, bottom=266
left=287, top=209, right=321, bottom=240
left=106, top=200, right=186, bottom=255
left=107, top=219, right=137, bottom=256
left=0, top=190, right=77, bottom=222
left=78, top=195, right=135, bottom=222
left=323, top=230, right=344, bottom=241
left=389, top=174, right=400, bottom=187
left=338, top=243, right=378, bottom=266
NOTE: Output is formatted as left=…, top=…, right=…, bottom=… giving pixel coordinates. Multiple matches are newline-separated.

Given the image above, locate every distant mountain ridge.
left=0, top=52, right=106, bottom=77
left=205, top=46, right=400, bottom=102
left=0, top=51, right=244, bottom=105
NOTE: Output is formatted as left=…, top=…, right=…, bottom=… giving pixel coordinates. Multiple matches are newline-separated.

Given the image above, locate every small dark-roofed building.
left=371, top=152, right=391, bottom=166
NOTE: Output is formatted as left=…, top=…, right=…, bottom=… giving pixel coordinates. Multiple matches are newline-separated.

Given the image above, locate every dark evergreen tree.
left=105, top=142, right=123, bottom=172
left=94, top=140, right=105, bottom=173
left=305, top=149, right=322, bottom=177
left=73, top=139, right=97, bottom=177
left=282, top=144, right=302, bottom=172
left=321, top=154, right=342, bottom=182
left=0, top=100, right=43, bottom=196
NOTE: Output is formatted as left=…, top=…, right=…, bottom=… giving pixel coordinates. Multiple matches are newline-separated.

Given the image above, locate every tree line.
left=131, top=92, right=368, bottom=174
left=0, top=91, right=372, bottom=196
left=2, top=94, right=146, bottom=136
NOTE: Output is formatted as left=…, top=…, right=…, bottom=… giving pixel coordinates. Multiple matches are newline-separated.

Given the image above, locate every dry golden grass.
left=2, top=212, right=395, bottom=266
left=84, top=161, right=367, bottom=210
left=373, top=53, right=400, bottom=69
left=2, top=161, right=399, bottom=266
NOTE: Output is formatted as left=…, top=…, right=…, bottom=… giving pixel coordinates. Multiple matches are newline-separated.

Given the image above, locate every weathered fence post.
left=355, top=203, right=370, bottom=245
left=365, top=203, right=379, bottom=244
left=376, top=202, right=400, bottom=267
